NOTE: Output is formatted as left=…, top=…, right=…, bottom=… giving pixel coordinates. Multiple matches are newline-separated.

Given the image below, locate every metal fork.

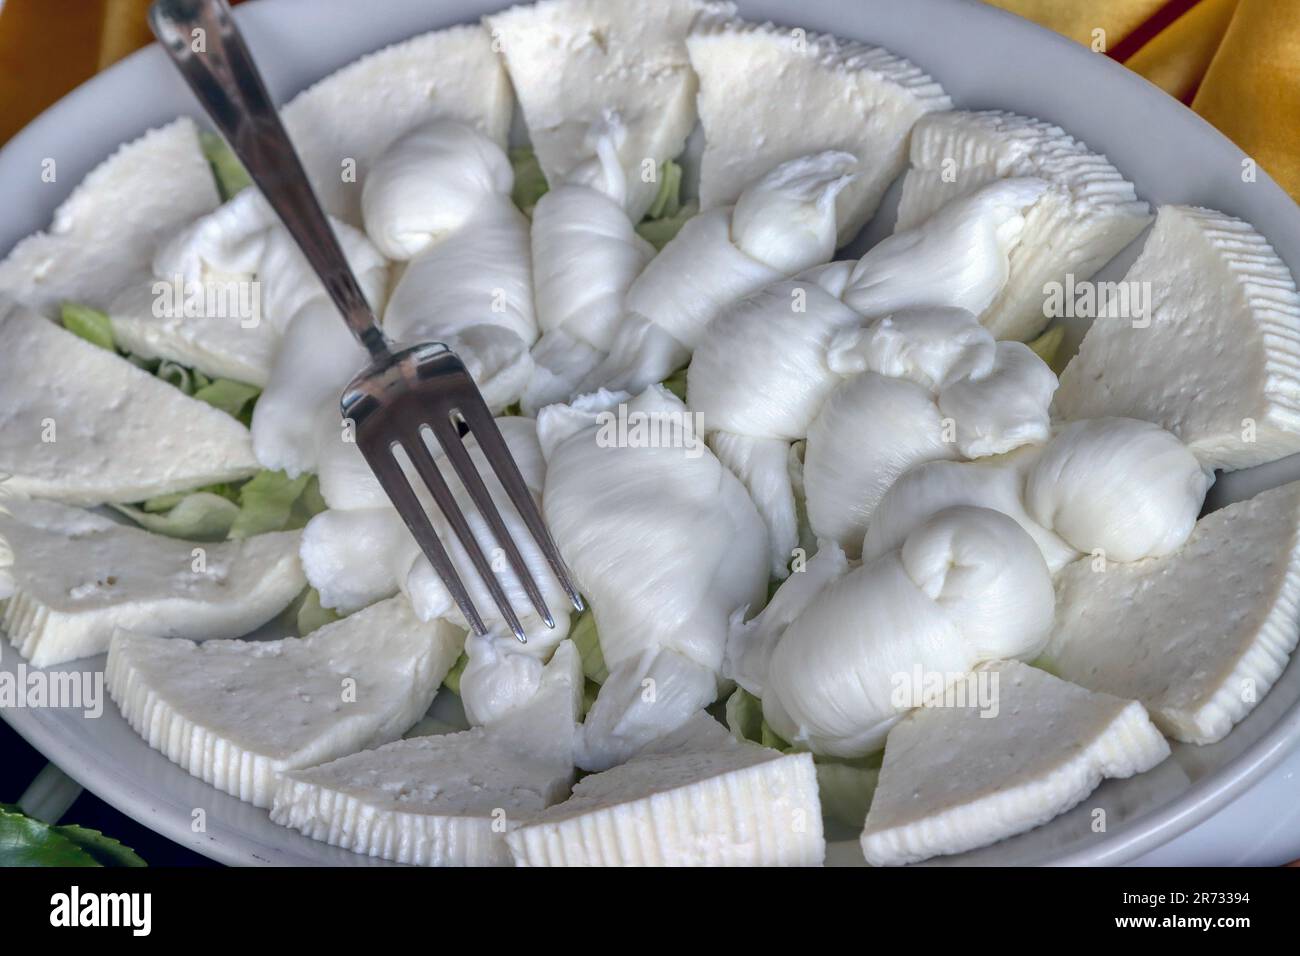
left=149, top=0, right=582, bottom=642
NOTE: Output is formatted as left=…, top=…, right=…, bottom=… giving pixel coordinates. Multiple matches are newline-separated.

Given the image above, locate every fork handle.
left=149, top=0, right=389, bottom=361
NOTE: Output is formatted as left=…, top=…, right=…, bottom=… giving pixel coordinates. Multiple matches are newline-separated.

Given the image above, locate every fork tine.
left=401, top=430, right=530, bottom=644
left=360, top=439, right=488, bottom=636
left=457, top=402, right=585, bottom=613
left=424, top=418, right=557, bottom=630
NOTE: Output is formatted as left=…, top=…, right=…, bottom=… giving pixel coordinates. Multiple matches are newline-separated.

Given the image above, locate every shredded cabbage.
left=111, top=493, right=239, bottom=542
left=200, top=130, right=252, bottom=201
left=60, top=302, right=115, bottom=351
left=509, top=147, right=549, bottom=216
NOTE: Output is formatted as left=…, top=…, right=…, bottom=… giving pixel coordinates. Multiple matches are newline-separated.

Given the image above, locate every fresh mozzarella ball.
left=155, top=188, right=388, bottom=333
left=687, top=278, right=864, bottom=442
left=458, top=630, right=547, bottom=727
left=764, top=549, right=970, bottom=757
left=937, top=340, right=1058, bottom=457
left=730, top=151, right=856, bottom=274
left=299, top=506, right=415, bottom=613
left=360, top=120, right=513, bottom=260
left=803, top=372, right=959, bottom=556
left=830, top=307, right=995, bottom=391
left=383, top=195, right=537, bottom=348
left=899, top=505, right=1055, bottom=661
left=530, top=183, right=654, bottom=351
left=538, top=387, right=768, bottom=676
left=863, top=451, right=1080, bottom=573
left=764, top=507, right=1054, bottom=757
left=842, top=177, right=1050, bottom=319
left=709, top=431, right=802, bottom=579
left=1024, top=418, right=1211, bottom=562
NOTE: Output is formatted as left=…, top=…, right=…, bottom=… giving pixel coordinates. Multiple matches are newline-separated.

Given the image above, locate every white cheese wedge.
left=1, top=498, right=304, bottom=667
left=895, top=110, right=1152, bottom=341
left=687, top=15, right=950, bottom=244
left=860, top=660, right=1169, bottom=866
left=485, top=0, right=714, bottom=220
left=1055, top=205, right=1300, bottom=470
left=507, top=713, right=825, bottom=866
left=1043, top=480, right=1300, bottom=745
left=0, top=303, right=259, bottom=505
left=0, top=118, right=220, bottom=316
left=107, top=596, right=461, bottom=809
left=270, top=641, right=581, bottom=866
left=281, top=25, right=512, bottom=226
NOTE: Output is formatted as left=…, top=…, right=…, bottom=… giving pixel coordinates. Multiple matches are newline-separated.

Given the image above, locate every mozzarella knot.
left=731, top=151, right=857, bottom=274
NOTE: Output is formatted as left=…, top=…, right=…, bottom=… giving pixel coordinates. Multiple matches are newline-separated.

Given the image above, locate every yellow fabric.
left=0, top=0, right=1295, bottom=199
left=987, top=0, right=1300, bottom=200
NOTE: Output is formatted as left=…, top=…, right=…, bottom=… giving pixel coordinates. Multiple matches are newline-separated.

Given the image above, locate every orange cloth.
left=0, top=0, right=1295, bottom=198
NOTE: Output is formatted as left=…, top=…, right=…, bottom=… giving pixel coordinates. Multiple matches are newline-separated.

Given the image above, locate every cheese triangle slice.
left=860, top=660, right=1168, bottom=866
left=486, top=0, right=712, bottom=221
left=107, top=596, right=462, bottom=809
left=281, top=25, right=512, bottom=226
left=0, top=303, right=259, bottom=505
left=0, top=118, right=220, bottom=316
left=1, top=499, right=304, bottom=667
left=271, top=641, right=581, bottom=866
left=1043, top=480, right=1300, bottom=745
left=895, top=110, right=1151, bottom=341
left=687, top=15, right=950, bottom=245
left=1055, top=205, right=1300, bottom=470
left=507, top=713, right=825, bottom=866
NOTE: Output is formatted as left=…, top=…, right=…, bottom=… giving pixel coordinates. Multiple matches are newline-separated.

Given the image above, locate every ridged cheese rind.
left=1055, top=205, right=1300, bottom=470
left=270, top=642, right=580, bottom=866
left=896, top=110, right=1151, bottom=340
left=688, top=15, right=951, bottom=244
left=1043, top=480, right=1300, bottom=744
left=281, top=25, right=512, bottom=226
left=0, top=499, right=304, bottom=667
left=486, top=0, right=721, bottom=221
left=0, top=303, right=259, bottom=505
left=106, top=597, right=462, bottom=809
left=0, top=118, right=220, bottom=316
left=507, top=714, right=825, bottom=866
left=861, top=660, right=1168, bottom=866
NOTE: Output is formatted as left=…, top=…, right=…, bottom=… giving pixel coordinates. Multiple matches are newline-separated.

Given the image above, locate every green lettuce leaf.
left=0, top=804, right=145, bottom=867
left=569, top=609, right=608, bottom=684
left=814, top=761, right=879, bottom=831
left=200, top=130, right=252, bottom=201
left=442, top=651, right=470, bottom=695
left=509, top=147, right=549, bottom=216
left=644, top=159, right=683, bottom=220
left=60, top=303, right=115, bottom=351
left=111, top=492, right=240, bottom=542
left=296, top=588, right=342, bottom=636
left=661, top=367, right=688, bottom=401
left=1027, top=324, right=1067, bottom=374
left=636, top=201, right=698, bottom=251
left=193, top=378, right=261, bottom=424
left=228, top=470, right=322, bottom=539
left=724, top=686, right=763, bottom=743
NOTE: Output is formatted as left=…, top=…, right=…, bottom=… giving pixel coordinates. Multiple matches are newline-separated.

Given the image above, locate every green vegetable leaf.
left=509, top=147, right=549, bottom=216
left=661, top=367, right=688, bottom=401
left=296, top=588, right=342, bottom=636
left=111, top=492, right=240, bottom=542
left=200, top=130, right=252, bottom=201
left=442, top=651, right=470, bottom=696
left=814, top=761, right=879, bottom=831
left=155, top=360, right=195, bottom=395
left=1027, top=324, right=1067, bottom=374
left=724, top=686, right=764, bottom=744
left=193, top=378, right=261, bottom=424
left=228, top=469, right=312, bottom=539
left=644, top=159, right=683, bottom=220
left=0, top=804, right=144, bottom=867
left=636, top=200, right=698, bottom=251
left=568, top=609, right=608, bottom=684
left=60, top=303, right=115, bottom=352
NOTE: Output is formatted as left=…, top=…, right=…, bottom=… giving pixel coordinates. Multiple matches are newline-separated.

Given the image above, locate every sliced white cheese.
left=270, top=641, right=581, bottom=866
left=486, top=0, right=713, bottom=220
left=0, top=118, right=220, bottom=316
left=895, top=110, right=1151, bottom=341
left=860, top=660, right=1169, bottom=866
left=281, top=25, right=512, bottom=226
left=1043, top=480, right=1300, bottom=745
left=687, top=15, right=950, bottom=244
left=0, top=303, right=259, bottom=505
left=107, top=596, right=461, bottom=809
left=1055, top=205, right=1300, bottom=471
left=0, top=498, right=304, bottom=667
left=507, top=713, right=825, bottom=866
